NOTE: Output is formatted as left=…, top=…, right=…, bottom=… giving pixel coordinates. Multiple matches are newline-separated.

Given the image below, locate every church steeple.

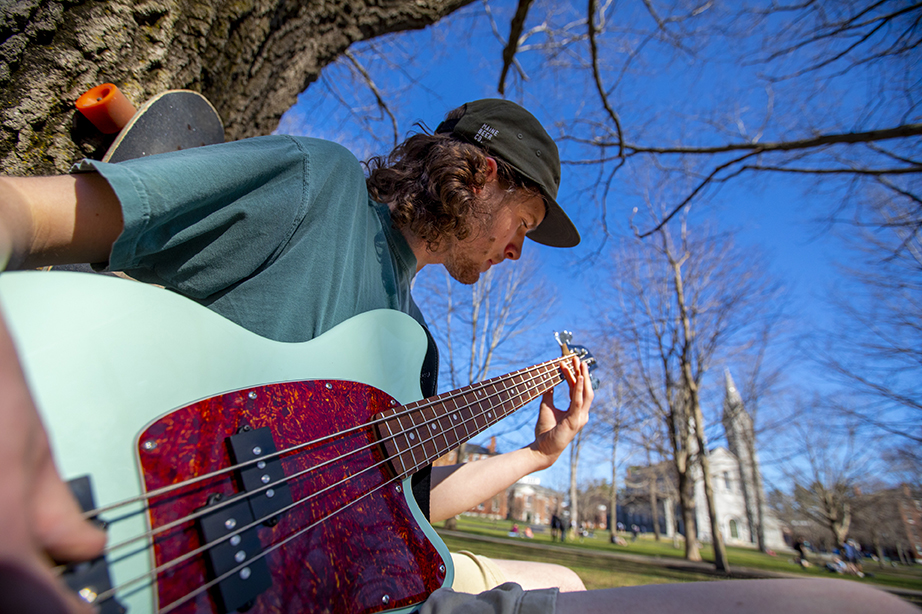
left=721, top=369, right=763, bottom=547
left=722, top=370, right=750, bottom=436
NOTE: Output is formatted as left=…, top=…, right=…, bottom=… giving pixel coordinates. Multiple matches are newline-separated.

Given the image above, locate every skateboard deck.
left=102, top=90, right=225, bottom=163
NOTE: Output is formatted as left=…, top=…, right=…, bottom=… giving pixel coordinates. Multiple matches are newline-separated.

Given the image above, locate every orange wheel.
left=75, top=84, right=137, bottom=134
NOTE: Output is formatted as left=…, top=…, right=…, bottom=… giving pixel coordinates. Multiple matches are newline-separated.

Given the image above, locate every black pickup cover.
left=198, top=494, right=272, bottom=613
left=227, top=426, right=294, bottom=523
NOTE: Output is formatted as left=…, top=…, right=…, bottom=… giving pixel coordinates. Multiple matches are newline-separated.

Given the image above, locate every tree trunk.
left=670, top=242, right=730, bottom=573
left=751, top=455, right=767, bottom=552
left=677, top=462, right=701, bottom=561
left=649, top=471, right=661, bottom=541
left=609, top=426, right=619, bottom=541
left=695, top=443, right=731, bottom=572
left=0, top=0, right=474, bottom=175
left=874, top=535, right=885, bottom=569
left=828, top=498, right=851, bottom=547
left=668, top=404, right=700, bottom=561
left=568, top=430, right=583, bottom=539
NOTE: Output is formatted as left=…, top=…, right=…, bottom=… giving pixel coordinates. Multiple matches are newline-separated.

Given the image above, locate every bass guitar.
left=0, top=271, right=594, bottom=614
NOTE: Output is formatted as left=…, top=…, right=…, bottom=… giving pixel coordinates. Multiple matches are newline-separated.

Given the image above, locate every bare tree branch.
left=498, top=0, right=535, bottom=95
left=588, top=0, right=624, bottom=160
left=342, top=49, right=399, bottom=147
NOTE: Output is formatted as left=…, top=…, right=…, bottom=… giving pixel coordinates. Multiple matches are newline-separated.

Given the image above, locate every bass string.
left=84, top=354, right=570, bottom=521
left=383, top=362, right=565, bottom=476
left=158, top=357, right=567, bottom=614
left=89, top=363, right=566, bottom=608
left=100, top=361, right=562, bottom=558
left=98, top=360, right=562, bottom=559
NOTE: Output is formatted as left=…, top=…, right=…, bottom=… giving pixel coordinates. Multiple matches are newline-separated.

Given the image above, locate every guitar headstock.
left=554, top=330, right=601, bottom=390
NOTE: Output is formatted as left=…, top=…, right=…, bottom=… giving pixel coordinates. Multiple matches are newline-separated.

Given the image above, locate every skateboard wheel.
left=76, top=84, right=137, bottom=134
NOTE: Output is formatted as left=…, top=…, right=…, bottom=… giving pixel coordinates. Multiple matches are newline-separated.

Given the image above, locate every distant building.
left=434, top=438, right=564, bottom=524
left=434, top=438, right=508, bottom=519
left=690, top=446, right=786, bottom=550
left=616, top=370, right=787, bottom=551
left=507, top=476, right=563, bottom=525
left=705, top=370, right=786, bottom=550
left=897, top=485, right=922, bottom=561
left=851, top=484, right=922, bottom=563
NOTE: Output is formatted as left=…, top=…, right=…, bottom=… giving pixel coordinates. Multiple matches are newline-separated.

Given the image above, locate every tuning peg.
left=554, top=330, right=573, bottom=353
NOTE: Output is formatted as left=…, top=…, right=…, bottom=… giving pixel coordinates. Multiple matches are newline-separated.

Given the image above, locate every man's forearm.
left=0, top=174, right=123, bottom=270
left=428, top=446, right=554, bottom=523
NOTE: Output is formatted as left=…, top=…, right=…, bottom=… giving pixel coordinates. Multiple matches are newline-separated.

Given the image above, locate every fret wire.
left=381, top=419, right=407, bottom=477
left=395, top=366, right=564, bottom=474
left=382, top=358, right=569, bottom=477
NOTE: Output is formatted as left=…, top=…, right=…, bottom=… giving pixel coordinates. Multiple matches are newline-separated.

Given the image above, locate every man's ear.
left=472, top=157, right=499, bottom=195
left=484, top=157, right=498, bottom=182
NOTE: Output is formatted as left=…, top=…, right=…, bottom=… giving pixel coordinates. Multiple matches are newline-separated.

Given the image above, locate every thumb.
left=34, top=460, right=106, bottom=563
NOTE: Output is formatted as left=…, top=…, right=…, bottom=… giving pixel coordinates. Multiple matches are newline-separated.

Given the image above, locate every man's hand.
left=0, top=310, right=107, bottom=614
left=529, top=355, right=593, bottom=468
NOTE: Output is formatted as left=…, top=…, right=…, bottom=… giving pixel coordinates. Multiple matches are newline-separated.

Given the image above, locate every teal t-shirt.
left=79, top=135, right=424, bottom=343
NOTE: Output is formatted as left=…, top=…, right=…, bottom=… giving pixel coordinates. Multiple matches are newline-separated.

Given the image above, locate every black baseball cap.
left=435, top=99, right=580, bottom=248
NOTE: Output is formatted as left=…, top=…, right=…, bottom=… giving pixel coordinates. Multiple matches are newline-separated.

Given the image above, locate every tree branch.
left=636, top=149, right=765, bottom=238
left=342, top=50, right=399, bottom=147
left=588, top=0, right=624, bottom=159
left=621, top=123, right=922, bottom=155
left=498, top=0, right=535, bottom=95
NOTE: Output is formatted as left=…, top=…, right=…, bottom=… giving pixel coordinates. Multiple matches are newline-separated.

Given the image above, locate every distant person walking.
left=551, top=514, right=563, bottom=542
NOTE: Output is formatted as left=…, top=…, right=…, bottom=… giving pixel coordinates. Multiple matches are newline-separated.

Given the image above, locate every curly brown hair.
left=365, top=108, right=541, bottom=251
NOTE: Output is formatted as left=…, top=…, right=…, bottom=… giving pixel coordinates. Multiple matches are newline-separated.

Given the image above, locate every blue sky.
left=275, top=1, right=911, bottom=490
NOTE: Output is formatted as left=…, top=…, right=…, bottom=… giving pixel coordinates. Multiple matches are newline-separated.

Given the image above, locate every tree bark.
left=1, top=0, right=474, bottom=175
left=668, top=235, right=730, bottom=573
left=568, top=429, right=583, bottom=539
left=678, top=465, right=700, bottom=560
left=649, top=471, right=661, bottom=541
left=609, top=423, right=619, bottom=541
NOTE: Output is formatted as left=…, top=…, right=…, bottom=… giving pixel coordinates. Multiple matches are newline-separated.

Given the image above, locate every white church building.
left=617, top=370, right=788, bottom=551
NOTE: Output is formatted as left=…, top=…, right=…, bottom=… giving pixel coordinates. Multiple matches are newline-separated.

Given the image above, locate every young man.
left=0, top=100, right=913, bottom=614
left=0, top=98, right=591, bottom=612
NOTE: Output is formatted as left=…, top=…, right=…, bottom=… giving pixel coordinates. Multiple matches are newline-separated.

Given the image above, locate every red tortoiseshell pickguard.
left=136, top=380, right=447, bottom=614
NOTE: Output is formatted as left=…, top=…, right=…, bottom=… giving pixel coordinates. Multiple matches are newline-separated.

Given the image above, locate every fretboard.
left=375, top=357, right=566, bottom=478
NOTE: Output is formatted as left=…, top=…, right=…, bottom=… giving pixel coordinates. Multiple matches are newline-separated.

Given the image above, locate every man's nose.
left=504, top=233, right=525, bottom=261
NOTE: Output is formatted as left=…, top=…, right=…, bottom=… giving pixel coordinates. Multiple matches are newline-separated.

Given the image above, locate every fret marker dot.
left=409, top=433, right=415, bottom=440
left=431, top=424, right=437, bottom=431
left=487, top=412, right=492, bottom=418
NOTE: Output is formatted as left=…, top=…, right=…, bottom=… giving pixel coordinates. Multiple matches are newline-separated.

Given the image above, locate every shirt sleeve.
left=73, top=135, right=347, bottom=298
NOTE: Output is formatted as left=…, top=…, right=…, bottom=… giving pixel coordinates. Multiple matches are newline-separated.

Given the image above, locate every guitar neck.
left=377, top=357, right=566, bottom=478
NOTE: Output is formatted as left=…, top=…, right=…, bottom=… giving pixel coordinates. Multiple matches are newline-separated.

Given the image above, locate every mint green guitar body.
left=0, top=271, right=452, bottom=613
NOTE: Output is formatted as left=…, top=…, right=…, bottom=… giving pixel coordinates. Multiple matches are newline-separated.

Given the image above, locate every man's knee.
left=492, top=559, right=586, bottom=592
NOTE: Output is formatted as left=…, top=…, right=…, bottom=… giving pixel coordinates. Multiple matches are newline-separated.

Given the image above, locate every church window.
left=723, top=471, right=732, bottom=491
left=729, top=519, right=739, bottom=539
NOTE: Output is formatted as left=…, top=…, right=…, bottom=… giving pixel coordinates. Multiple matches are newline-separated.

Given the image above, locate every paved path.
left=437, top=529, right=922, bottom=605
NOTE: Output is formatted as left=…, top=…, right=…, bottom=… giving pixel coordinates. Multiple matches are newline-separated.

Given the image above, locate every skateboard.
left=75, top=85, right=225, bottom=163
left=101, top=89, right=225, bottom=163
left=59, top=87, right=225, bottom=275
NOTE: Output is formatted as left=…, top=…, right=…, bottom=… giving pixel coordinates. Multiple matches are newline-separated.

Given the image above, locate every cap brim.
left=527, top=197, right=580, bottom=248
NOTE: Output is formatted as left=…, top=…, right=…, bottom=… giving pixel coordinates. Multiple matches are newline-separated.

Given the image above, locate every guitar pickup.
left=227, top=426, right=293, bottom=524
left=197, top=494, right=272, bottom=614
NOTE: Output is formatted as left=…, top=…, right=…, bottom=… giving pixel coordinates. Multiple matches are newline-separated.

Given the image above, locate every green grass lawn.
left=437, top=515, right=922, bottom=595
